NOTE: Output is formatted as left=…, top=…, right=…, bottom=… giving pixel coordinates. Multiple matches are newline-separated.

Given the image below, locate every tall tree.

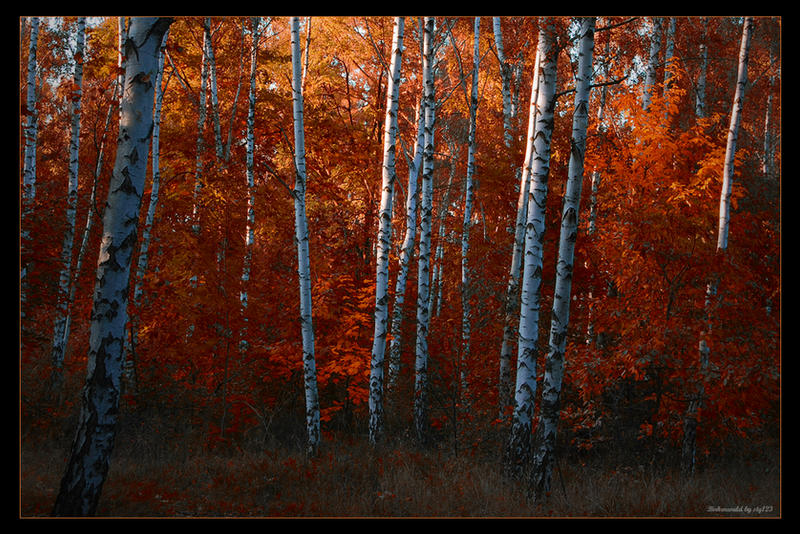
left=290, top=16, right=321, bottom=457
left=530, top=17, right=596, bottom=499
left=50, top=17, right=86, bottom=390
left=681, top=16, right=754, bottom=476
left=499, top=43, right=542, bottom=422
left=21, top=16, right=40, bottom=203
left=414, top=16, right=436, bottom=445
left=52, top=17, right=173, bottom=517
left=493, top=17, right=513, bottom=147
left=459, top=16, right=480, bottom=397
left=369, top=16, right=405, bottom=445
left=505, top=18, right=558, bottom=476
left=642, top=17, right=662, bottom=112
left=125, top=26, right=171, bottom=389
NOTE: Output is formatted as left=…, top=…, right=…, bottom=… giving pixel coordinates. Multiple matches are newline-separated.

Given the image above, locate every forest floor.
left=20, top=418, right=781, bottom=519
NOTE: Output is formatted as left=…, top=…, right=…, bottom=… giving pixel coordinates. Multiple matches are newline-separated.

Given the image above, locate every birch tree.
left=695, top=18, right=708, bottom=119
left=493, top=17, right=513, bottom=147
left=459, top=16, right=480, bottom=396
left=125, top=27, right=171, bottom=389
left=290, top=16, right=321, bottom=457
left=369, top=16, right=404, bottom=445
left=499, top=45, right=541, bottom=422
left=505, top=19, right=558, bottom=476
left=642, top=17, right=662, bottom=112
left=414, top=16, right=436, bottom=445
left=52, top=17, right=173, bottom=517
left=530, top=17, right=596, bottom=498
left=50, top=17, right=86, bottom=390
left=682, top=16, right=754, bottom=476
left=22, top=16, right=40, bottom=203
left=240, top=17, right=261, bottom=330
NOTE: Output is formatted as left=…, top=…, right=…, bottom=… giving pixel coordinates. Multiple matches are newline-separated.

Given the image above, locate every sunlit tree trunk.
left=642, top=17, right=662, bottom=112
left=414, top=16, right=436, bottom=445
left=290, top=16, right=321, bottom=457
left=240, top=17, right=260, bottom=334
left=460, top=16, right=480, bottom=396
left=682, top=16, right=753, bottom=477
left=52, top=17, right=173, bottom=517
left=505, top=19, right=557, bottom=476
left=204, top=17, right=224, bottom=160
left=50, top=18, right=86, bottom=390
left=499, top=46, right=541, bottom=422
left=125, top=27, right=170, bottom=390
left=530, top=17, right=595, bottom=499
left=369, top=16, right=405, bottom=445
left=192, top=20, right=210, bottom=234
left=493, top=17, right=512, bottom=147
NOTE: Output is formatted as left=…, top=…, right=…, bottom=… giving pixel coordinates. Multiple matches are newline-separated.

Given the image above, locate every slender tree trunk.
left=290, top=16, right=321, bottom=457
left=414, top=16, right=436, bottom=446
left=459, top=16, right=480, bottom=397
left=695, top=18, right=708, bottom=119
left=192, top=20, right=210, bottom=234
left=369, top=16, right=405, bottom=446
left=530, top=17, right=596, bottom=499
left=204, top=18, right=224, bottom=160
left=21, top=16, right=40, bottom=314
left=504, top=19, right=557, bottom=477
left=682, top=16, right=753, bottom=476
left=499, top=46, right=541, bottom=422
left=124, top=28, right=170, bottom=391
left=50, top=18, right=86, bottom=391
left=52, top=17, right=173, bottom=517
left=387, top=96, right=424, bottom=394
left=240, top=17, right=261, bottom=345
left=493, top=17, right=513, bottom=147
left=22, top=16, right=40, bottom=202
left=642, top=17, right=662, bottom=112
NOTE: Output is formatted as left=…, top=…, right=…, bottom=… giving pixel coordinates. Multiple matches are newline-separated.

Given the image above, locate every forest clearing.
left=20, top=16, right=780, bottom=518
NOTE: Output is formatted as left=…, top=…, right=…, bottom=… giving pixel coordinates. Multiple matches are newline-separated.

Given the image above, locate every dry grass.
left=20, top=427, right=781, bottom=518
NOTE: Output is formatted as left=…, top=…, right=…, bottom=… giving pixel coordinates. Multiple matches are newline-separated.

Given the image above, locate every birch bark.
left=125, top=28, right=170, bottom=389
left=241, top=17, right=260, bottom=316
left=204, top=18, right=224, bottom=160
left=493, top=17, right=512, bottom=147
left=460, top=17, right=480, bottom=395
left=22, top=16, right=40, bottom=202
left=695, top=18, right=708, bottom=119
left=530, top=17, right=595, bottom=499
left=290, top=16, right=321, bottom=457
left=414, top=16, right=436, bottom=445
left=50, top=17, right=86, bottom=387
left=369, top=16, right=404, bottom=445
left=52, top=17, right=173, bottom=517
left=499, top=45, right=541, bottom=421
left=387, top=97, right=424, bottom=394
left=642, top=17, right=662, bottom=112
left=682, top=16, right=753, bottom=476
left=505, top=19, right=557, bottom=475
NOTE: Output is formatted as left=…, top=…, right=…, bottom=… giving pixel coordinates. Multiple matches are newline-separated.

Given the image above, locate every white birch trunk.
left=192, top=20, right=210, bottom=234
left=53, top=17, right=173, bottom=517
left=125, top=28, right=170, bottom=389
left=499, top=46, right=541, bottom=421
left=695, top=18, right=708, bottom=119
left=387, top=96, right=424, bottom=393
left=493, top=17, right=513, bottom=147
left=530, top=18, right=595, bottom=498
left=414, top=16, right=436, bottom=445
left=204, top=18, right=224, bottom=160
left=369, top=16, right=404, bottom=445
left=290, top=16, right=321, bottom=456
left=642, top=17, right=662, bottom=112
left=22, top=16, right=40, bottom=202
left=505, top=20, right=557, bottom=475
left=50, top=17, right=86, bottom=385
left=241, top=17, right=260, bottom=315
left=460, top=17, right=480, bottom=396
left=682, top=17, right=753, bottom=475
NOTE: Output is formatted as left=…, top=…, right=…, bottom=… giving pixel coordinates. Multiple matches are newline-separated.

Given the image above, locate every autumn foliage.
left=20, top=16, right=780, bottom=516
